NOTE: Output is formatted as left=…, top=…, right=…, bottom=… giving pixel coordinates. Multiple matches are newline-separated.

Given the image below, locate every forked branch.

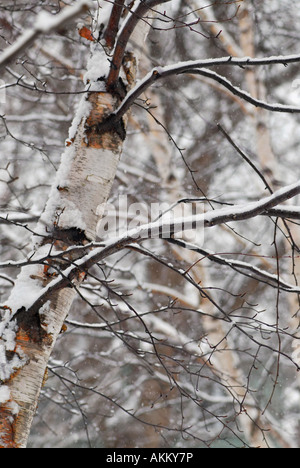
left=95, top=52, right=300, bottom=136
left=106, top=0, right=171, bottom=92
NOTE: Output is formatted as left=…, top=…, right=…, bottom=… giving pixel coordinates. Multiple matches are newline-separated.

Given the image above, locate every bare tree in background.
left=1, top=0, right=300, bottom=448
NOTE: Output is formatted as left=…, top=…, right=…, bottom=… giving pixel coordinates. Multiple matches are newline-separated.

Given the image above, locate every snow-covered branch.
left=265, top=206, right=300, bottom=219
left=0, top=0, right=93, bottom=71
left=166, top=238, right=300, bottom=294
left=2, top=0, right=300, bottom=449
left=187, top=68, right=300, bottom=113
left=154, top=53, right=300, bottom=74
left=114, top=180, right=300, bottom=238
left=106, top=53, right=300, bottom=126
left=6, top=181, right=298, bottom=318
left=200, top=181, right=300, bottom=227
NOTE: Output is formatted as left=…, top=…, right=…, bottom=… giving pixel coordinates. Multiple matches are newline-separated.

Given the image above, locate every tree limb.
left=103, top=0, right=126, bottom=50
left=106, top=0, right=171, bottom=91
left=9, top=181, right=300, bottom=319
left=165, top=238, right=300, bottom=294
left=187, top=68, right=300, bottom=114
left=102, top=53, right=300, bottom=128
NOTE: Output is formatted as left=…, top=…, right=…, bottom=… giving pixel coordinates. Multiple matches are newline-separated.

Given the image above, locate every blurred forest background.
left=1, top=0, right=300, bottom=448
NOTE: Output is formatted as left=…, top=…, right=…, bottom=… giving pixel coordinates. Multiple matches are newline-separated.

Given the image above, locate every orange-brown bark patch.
left=84, top=92, right=124, bottom=149
left=0, top=407, right=17, bottom=448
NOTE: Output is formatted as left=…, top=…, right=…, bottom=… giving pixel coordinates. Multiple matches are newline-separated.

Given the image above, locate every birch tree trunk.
left=240, top=2, right=300, bottom=379
left=238, top=3, right=278, bottom=180
left=1, top=0, right=299, bottom=449
left=238, top=3, right=300, bottom=367
left=0, top=2, right=145, bottom=448
left=141, top=53, right=271, bottom=450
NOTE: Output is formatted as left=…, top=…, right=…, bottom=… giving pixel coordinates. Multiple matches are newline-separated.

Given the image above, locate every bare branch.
left=217, top=124, right=273, bottom=193
left=103, top=0, right=126, bottom=50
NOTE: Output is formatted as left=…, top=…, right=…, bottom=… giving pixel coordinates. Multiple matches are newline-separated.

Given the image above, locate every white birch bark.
left=137, top=28, right=265, bottom=448
left=0, top=1, right=146, bottom=448
left=237, top=4, right=300, bottom=376
left=144, top=95, right=272, bottom=448
left=137, top=1, right=293, bottom=447
left=2, top=89, right=122, bottom=447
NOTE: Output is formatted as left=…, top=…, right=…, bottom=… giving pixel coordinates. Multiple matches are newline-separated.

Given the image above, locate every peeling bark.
left=0, top=1, right=141, bottom=447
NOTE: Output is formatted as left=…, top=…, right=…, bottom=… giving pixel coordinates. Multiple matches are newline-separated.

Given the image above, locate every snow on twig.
left=191, top=68, right=300, bottom=113
left=5, top=181, right=299, bottom=317
left=0, top=0, right=93, bottom=71
left=110, top=53, right=300, bottom=121
left=166, top=238, right=300, bottom=294
left=112, top=180, right=300, bottom=237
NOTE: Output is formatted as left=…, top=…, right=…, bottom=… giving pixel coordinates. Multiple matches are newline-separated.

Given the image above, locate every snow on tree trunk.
left=0, top=5, right=140, bottom=448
